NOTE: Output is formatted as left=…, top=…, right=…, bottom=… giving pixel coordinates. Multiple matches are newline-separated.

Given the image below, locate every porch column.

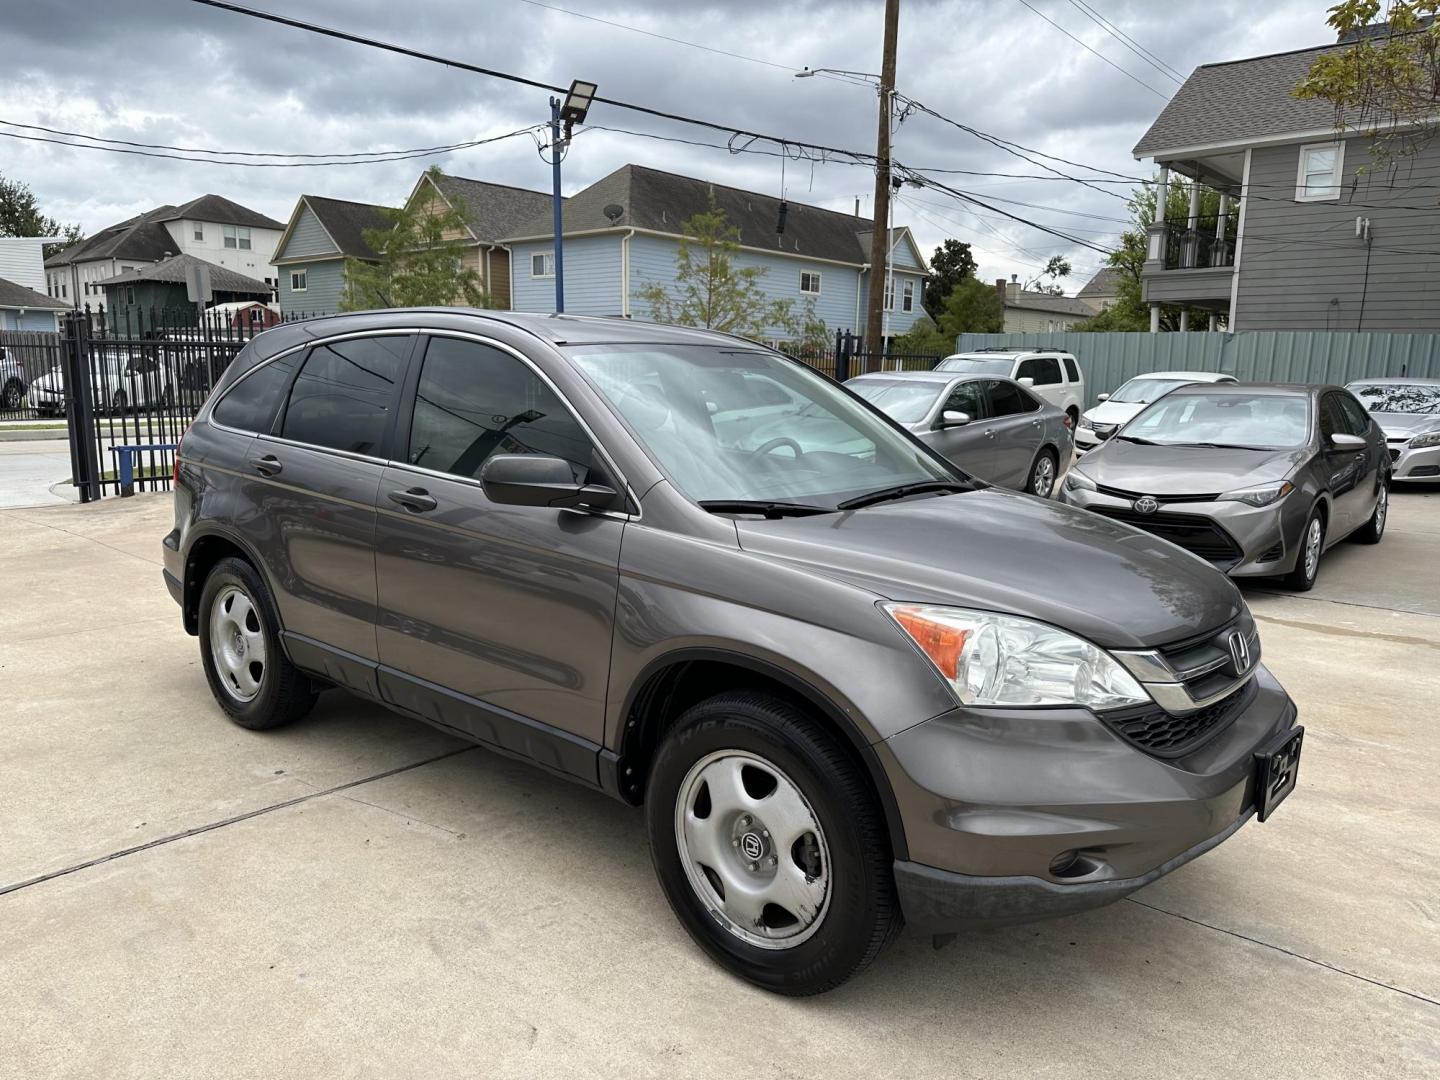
left=1149, top=303, right=1160, bottom=333
left=1145, top=166, right=1170, bottom=268
left=1179, top=309, right=1190, bottom=332
left=1208, top=313, right=1219, bottom=331
left=1213, top=193, right=1230, bottom=267
left=1183, top=181, right=1201, bottom=268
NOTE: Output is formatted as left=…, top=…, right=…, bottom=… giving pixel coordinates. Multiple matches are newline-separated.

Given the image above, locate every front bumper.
left=1389, top=441, right=1440, bottom=482
left=878, top=664, right=1297, bottom=931
left=28, top=386, right=65, bottom=414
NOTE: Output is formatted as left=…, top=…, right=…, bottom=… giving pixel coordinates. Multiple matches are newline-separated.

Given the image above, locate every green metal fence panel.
left=952, top=331, right=1440, bottom=408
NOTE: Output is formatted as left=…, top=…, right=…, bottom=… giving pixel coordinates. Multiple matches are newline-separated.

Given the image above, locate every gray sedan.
left=1345, top=378, right=1440, bottom=483
left=844, top=372, right=1073, bottom=496
left=1060, top=382, right=1388, bottom=590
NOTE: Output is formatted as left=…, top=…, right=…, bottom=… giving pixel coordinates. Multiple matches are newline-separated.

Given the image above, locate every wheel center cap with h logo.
left=739, top=832, right=765, bottom=861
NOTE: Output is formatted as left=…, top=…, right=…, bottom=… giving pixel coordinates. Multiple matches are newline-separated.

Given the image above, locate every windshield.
left=1123, top=392, right=1310, bottom=449
left=567, top=344, right=961, bottom=506
left=1346, top=382, right=1440, bottom=415
left=845, top=379, right=941, bottom=424
left=1108, top=377, right=1195, bottom=404
left=935, top=356, right=1014, bottom=376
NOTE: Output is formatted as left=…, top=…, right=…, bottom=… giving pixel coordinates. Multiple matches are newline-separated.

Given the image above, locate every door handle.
left=252, top=454, right=282, bottom=477
left=388, top=487, right=437, bottom=513
left=984, top=430, right=996, bottom=439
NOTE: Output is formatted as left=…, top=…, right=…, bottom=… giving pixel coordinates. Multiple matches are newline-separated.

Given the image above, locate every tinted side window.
left=408, top=337, right=595, bottom=482
left=213, top=355, right=297, bottom=433
left=1336, top=393, right=1371, bottom=436
left=281, top=336, right=408, bottom=455
left=1318, top=394, right=1346, bottom=440
left=1016, top=356, right=1062, bottom=385
left=1063, top=356, right=1080, bottom=382
left=985, top=379, right=1032, bottom=418
left=944, top=382, right=984, bottom=420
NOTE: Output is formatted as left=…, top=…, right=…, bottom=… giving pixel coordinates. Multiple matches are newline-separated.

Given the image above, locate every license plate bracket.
left=1255, top=725, right=1303, bottom=822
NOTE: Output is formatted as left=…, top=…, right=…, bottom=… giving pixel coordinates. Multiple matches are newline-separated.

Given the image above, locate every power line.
left=1012, top=0, right=1170, bottom=99
left=1063, top=0, right=1185, bottom=84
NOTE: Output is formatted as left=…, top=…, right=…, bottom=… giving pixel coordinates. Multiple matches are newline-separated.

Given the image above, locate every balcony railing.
left=1159, top=221, right=1235, bottom=271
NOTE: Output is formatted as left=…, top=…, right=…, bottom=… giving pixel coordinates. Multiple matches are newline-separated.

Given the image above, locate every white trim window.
left=290, top=269, right=308, bottom=292
left=1296, top=142, right=1345, bottom=202
left=193, top=223, right=204, bottom=241
left=800, top=270, right=822, bottom=295
left=530, top=252, right=555, bottom=278
left=224, top=225, right=253, bottom=250
left=901, top=279, right=914, bottom=312
left=883, top=276, right=895, bottom=310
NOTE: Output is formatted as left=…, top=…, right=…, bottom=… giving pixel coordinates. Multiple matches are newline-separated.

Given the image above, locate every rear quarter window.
left=212, top=355, right=298, bottom=433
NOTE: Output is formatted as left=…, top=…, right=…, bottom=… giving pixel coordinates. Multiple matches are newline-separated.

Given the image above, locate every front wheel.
left=1353, top=479, right=1387, bottom=544
left=2, top=380, right=22, bottom=411
left=646, top=691, right=899, bottom=996
left=1283, top=508, right=1325, bottom=591
left=1026, top=448, right=1058, bottom=498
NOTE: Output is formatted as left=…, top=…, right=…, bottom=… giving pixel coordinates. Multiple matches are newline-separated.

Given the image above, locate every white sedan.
left=1075, top=370, right=1236, bottom=452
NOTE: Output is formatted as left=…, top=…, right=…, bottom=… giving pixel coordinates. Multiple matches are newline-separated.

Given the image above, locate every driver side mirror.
left=1328, top=432, right=1367, bottom=451
left=938, top=410, right=971, bottom=428
left=1018, top=376, right=1035, bottom=387
left=481, top=454, right=621, bottom=511
left=1096, top=392, right=1110, bottom=402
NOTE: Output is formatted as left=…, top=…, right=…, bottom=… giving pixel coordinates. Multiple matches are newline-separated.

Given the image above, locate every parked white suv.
left=935, top=349, right=1084, bottom=423
left=1075, top=370, right=1237, bottom=452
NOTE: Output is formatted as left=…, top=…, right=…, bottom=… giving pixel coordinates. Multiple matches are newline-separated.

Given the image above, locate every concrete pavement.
left=0, top=439, right=75, bottom=508
left=1, top=493, right=1437, bottom=1079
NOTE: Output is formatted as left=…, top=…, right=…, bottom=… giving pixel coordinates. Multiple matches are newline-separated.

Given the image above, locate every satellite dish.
left=603, top=203, right=624, bottom=222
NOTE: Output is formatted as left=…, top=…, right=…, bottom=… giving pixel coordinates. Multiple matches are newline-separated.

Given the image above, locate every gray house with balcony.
left=1133, top=36, right=1440, bottom=333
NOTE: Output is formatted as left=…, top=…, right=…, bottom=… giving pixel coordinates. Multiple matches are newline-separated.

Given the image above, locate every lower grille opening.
left=1256, top=540, right=1285, bottom=563
left=1090, top=507, right=1244, bottom=569
left=1101, top=679, right=1257, bottom=758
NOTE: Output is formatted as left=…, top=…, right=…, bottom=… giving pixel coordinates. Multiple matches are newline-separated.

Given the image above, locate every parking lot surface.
left=2, top=489, right=1437, bottom=1079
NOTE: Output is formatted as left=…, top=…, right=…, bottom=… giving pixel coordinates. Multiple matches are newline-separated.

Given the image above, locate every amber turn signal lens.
left=889, top=605, right=969, bottom=680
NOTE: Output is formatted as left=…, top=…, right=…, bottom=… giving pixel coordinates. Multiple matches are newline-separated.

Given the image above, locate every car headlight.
left=1218, top=480, right=1293, bottom=507
left=1409, top=431, right=1440, bottom=449
left=884, top=604, right=1150, bottom=710
left=1077, top=417, right=1094, bottom=431
left=1064, top=469, right=1096, bottom=492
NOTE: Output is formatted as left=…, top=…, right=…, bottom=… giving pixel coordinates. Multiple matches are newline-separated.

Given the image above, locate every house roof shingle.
left=301, top=195, right=394, bottom=260
left=1077, top=267, right=1123, bottom=299
left=95, top=252, right=272, bottom=295
left=45, top=195, right=285, bottom=268
left=503, top=164, right=910, bottom=268
left=429, top=174, right=554, bottom=244
left=160, top=194, right=285, bottom=231
left=0, top=276, right=70, bottom=310
left=1005, top=290, right=1097, bottom=316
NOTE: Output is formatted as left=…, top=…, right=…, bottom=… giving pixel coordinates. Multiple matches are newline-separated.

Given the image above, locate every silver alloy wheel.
left=1374, top=484, right=1388, bottom=535
left=673, top=749, right=832, bottom=950
left=1031, top=454, right=1056, bottom=498
left=210, top=585, right=267, bottom=702
left=1303, top=516, right=1322, bottom=581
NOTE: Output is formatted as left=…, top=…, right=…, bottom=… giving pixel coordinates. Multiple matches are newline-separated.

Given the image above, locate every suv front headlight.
left=1409, top=431, right=1440, bottom=449
left=1218, top=480, right=1293, bottom=507
left=884, top=604, right=1150, bottom=710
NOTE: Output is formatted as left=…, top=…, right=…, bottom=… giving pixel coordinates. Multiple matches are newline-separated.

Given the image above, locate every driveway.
left=0, top=438, right=74, bottom=509
left=2, top=492, right=1437, bottom=1079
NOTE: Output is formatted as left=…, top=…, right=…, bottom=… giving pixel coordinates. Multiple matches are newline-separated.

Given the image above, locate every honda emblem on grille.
left=1133, top=495, right=1159, bottom=514
left=1228, top=631, right=1252, bottom=675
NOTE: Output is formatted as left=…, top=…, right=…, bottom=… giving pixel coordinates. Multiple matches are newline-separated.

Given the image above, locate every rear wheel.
left=2, top=379, right=22, bottom=411
left=1026, top=448, right=1058, bottom=498
left=110, top=389, right=128, bottom=414
left=1353, top=479, right=1387, bottom=544
left=646, top=691, right=899, bottom=996
left=1283, top=508, right=1325, bottom=591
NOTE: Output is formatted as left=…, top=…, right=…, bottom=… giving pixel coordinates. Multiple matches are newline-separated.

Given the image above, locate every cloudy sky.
left=4, top=0, right=1332, bottom=293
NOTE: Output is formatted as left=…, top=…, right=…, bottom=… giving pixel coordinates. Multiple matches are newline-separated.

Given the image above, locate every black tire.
left=1026, top=447, right=1059, bottom=498
left=1282, top=506, right=1325, bottom=591
left=1353, top=477, right=1388, bottom=544
left=2, top=379, right=22, bottom=411
left=198, top=556, right=317, bottom=730
left=110, top=389, right=127, bottom=414
left=645, top=690, right=899, bottom=996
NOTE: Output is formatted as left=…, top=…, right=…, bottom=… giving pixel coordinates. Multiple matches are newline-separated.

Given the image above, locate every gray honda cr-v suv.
left=164, top=310, right=1302, bottom=995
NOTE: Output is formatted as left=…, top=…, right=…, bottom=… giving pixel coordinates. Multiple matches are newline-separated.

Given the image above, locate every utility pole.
left=863, top=0, right=900, bottom=359
left=550, top=97, right=566, bottom=313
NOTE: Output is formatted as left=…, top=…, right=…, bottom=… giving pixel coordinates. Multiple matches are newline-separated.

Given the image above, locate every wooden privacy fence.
left=953, top=331, right=1440, bottom=408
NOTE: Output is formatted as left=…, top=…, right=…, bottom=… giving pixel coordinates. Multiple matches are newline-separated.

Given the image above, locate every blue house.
left=500, top=165, right=928, bottom=347
left=271, top=195, right=394, bottom=315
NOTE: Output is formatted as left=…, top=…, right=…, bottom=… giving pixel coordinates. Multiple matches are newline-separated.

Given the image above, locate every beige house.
left=399, top=172, right=555, bottom=309
left=1076, top=268, right=1123, bottom=312
left=994, top=278, right=1097, bottom=332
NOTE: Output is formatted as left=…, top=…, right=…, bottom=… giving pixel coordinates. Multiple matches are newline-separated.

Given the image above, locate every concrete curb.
left=0, top=428, right=68, bottom=443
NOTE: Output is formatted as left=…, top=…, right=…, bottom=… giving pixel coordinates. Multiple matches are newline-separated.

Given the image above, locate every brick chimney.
left=995, top=276, right=1021, bottom=304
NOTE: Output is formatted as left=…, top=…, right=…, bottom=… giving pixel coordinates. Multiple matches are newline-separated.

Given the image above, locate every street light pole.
left=864, top=0, right=900, bottom=361
left=550, top=97, right=565, bottom=314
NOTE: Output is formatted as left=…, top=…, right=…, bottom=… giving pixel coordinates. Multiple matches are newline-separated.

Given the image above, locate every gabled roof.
left=503, top=164, right=905, bottom=267
left=1005, top=290, right=1097, bottom=316
left=160, top=194, right=285, bottom=231
left=856, top=227, right=929, bottom=273
left=1134, top=40, right=1356, bottom=157
left=96, top=252, right=272, bottom=295
left=425, top=173, right=554, bottom=244
left=1077, top=267, right=1123, bottom=299
left=0, top=276, right=69, bottom=310
left=45, top=206, right=179, bottom=268
left=274, top=195, right=394, bottom=262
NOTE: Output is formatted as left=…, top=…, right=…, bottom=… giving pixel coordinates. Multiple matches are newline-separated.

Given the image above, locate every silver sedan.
left=1346, top=378, right=1440, bottom=484
left=845, top=371, right=1073, bottom=496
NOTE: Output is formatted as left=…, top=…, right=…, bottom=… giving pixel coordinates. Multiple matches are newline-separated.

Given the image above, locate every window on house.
left=883, top=277, right=895, bottom=310
left=531, top=252, right=555, bottom=278
left=290, top=269, right=307, bottom=292
left=800, top=271, right=821, bottom=295
left=901, top=280, right=914, bottom=312
left=125, top=287, right=135, bottom=306
left=193, top=223, right=204, bottom=241
left=1296, top=142, right=1344, bottom=201
left=224, top=225, right=252, bottom=250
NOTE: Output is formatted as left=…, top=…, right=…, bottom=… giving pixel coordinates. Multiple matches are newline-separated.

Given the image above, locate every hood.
left=1083, top=400, right=1145, bottom=427
left=733, top=488, right=1241, bottom=649
left=1374, top=412, right=1440, bottom=438
left=1077, top=438, right=1303, bottom=495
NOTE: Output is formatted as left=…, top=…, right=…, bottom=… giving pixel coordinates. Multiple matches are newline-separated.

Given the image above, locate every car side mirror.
left=1328, top=432, right=1367, bottom=450
left=481, top=454, right=621, bottom=511
left=1096, top=392, right=1109, bottom=402
left=938, top=410, right=971, bottom=428
left=1018, top=376, right=1035, bottom=387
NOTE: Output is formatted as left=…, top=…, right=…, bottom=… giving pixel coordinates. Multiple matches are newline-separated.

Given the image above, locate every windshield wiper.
left=836, top=480, right=970, bottom=511
left=1183, top=442, right=1276, bottom=450
left=698, top=499, right=835, bottom=519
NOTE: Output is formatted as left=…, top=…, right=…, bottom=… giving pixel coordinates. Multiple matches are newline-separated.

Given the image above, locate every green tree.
left=342, top=167, right=488, bottom=310
left=922, top=238, right=978, bottom=318
left=894, top=275, right=1006, bottom=353
left=636, top=193, right=797, bottom=339
left=891, top=316, right=954, bottom=355
left=795, top=298, right=830, bottom=353
left=1023, top=255, right=1072, bottom=295
left=1295, top=2, right=1440, bottom=166
left=1072, top=182, right=1234, bottom=332
left=0, top=174, right=82, bottom=257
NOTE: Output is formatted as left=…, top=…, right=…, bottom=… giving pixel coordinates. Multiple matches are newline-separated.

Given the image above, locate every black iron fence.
left=788, top=330, right=943, bottom=381
left=0, top=329, right=65, bottom=419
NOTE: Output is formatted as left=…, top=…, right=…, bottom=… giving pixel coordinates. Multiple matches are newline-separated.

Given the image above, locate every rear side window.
left=280, top=336, right=409, bottom=456
left=1016, top=356, right=1062, bottom=385
left=213, top=355, right=297, bottom=432
left=1063, top=356, right=1080, bottom=383
left=407, top=337, right=595, bottom=482
left=984, top=379, right=1035, bottom=417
